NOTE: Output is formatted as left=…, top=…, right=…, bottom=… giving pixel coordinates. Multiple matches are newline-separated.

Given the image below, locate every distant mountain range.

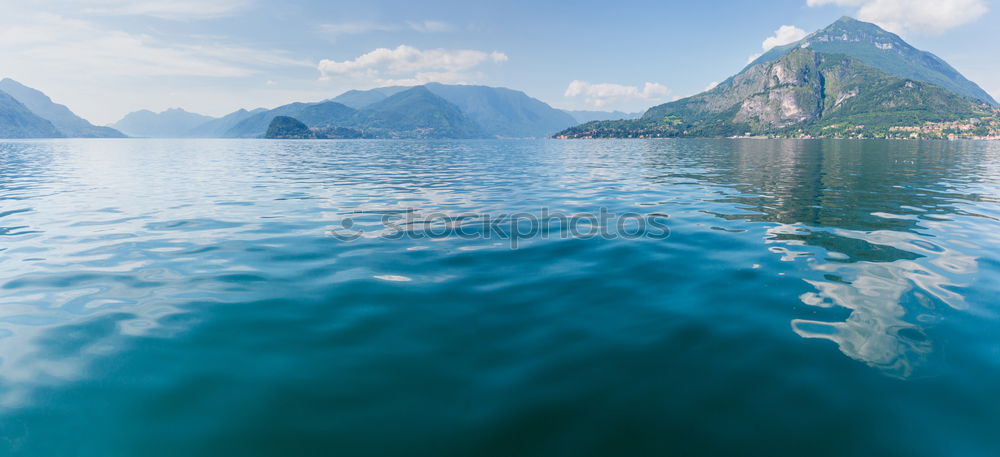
left=186, top=108, right=267, bottom=138
left=0, top=79, right=125, bottom=139
left=258, top=86, right=485, bottom=139
left=0, top=79, right=659, bottom=141
left=108, top=83, right=608, bottom=139
left=558, top=17, right=998, bottom=139
left=233, top=83, right=577, bottom=139
left=112, top=108, right=214, bottom=138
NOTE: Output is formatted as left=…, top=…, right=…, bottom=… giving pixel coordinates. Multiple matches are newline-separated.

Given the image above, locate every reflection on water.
left=785, top=226, right=977, bottom=377
left=692, top=139, right=999, bottom=377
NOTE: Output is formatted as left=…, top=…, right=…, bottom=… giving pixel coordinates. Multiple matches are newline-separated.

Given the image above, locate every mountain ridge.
left=0, top=79, right=125, bottom=138
left=0, top=89, right=64, bottom=139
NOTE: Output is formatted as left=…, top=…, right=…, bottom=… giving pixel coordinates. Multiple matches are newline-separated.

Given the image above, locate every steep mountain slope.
left=113, top=109, right=215, bottom=138
left=748, top=17, right=996, bottom=106
left=354, top=86, right=487, bottom=139
left=187, top=108, right=266, bottom=137
left=0, top=90, right=64, bottom=138
left=557, top=48, right=991, bottom=138
left=422, top=83, right=577, bottom=138
left=0, top=79, right=125, bottom=138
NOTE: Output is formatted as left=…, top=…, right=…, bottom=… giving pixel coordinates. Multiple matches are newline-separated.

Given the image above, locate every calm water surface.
left=1, top=139, right=1000, bottom=456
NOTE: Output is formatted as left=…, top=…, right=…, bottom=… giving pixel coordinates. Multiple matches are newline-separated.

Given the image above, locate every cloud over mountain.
left=564, top=81, right=671, bottom=108
left=762, top=26, right=809, bottom=51
left=806, top=0, right=989, bottom=34
left=318, top=45, right=508, bottom=85
left=749, top=25, right=809, bottom=64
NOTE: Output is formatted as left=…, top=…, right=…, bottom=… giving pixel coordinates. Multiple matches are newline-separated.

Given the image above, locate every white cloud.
left=318, top=20, right=452, bottom=40
left=806, top=0, right=989, bottom=35
left=0, top=11, right=313, bottom=123
left=564, top=80, right=671, bottom=107
left=0, top=13, right=308, bottom=78
left=762, top=25, right=809, bottom=51
left=46, top=0, right=252, bottom=20
left=746, top=25, right=808, bottom=65
left=704, top=81, right=719, bottom=91
left=317, top=45, right=508, bottom=85
left=408, top=20, right=451, bottom=33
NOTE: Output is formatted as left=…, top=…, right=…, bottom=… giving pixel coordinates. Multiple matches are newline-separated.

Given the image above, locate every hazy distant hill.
left=0, top=79, right=125, bottom=138
left=748, top=17, right=996, bottom=106
left=330, top=87, right=409, bottom=109
left=113, top=108, right=215, bottom=138
left=0, top=90, right=64, bottom=138
left=564, top=110, right=643, bottom=124
left=186, top=108, right=266, bottom=138
left=354, top=86, right=487, bottom=138
left=420, top=83, right=577, bottom=138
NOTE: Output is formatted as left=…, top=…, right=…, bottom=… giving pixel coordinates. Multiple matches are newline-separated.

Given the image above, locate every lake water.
left=1, top=139, right=999, bottom=456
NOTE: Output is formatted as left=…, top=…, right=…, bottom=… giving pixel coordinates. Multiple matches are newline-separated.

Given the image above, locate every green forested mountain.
left=557, top=18, right=995, bottom=139
left=330, top=87, right=409, bottom=109
left=264, top=116, right=316, bottom=139
left=353, top=86, right=487, bottom=138
left=0, top=79, right=125, bottom=138
left=292, top=102, right=359, bottom=129
left=0, top=90, right=64, bottom=139
left=747, top=17, right=996, bottom=106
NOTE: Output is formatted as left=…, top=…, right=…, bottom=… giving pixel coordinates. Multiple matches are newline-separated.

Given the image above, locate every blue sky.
left=1, top=0, right=996, bottom=124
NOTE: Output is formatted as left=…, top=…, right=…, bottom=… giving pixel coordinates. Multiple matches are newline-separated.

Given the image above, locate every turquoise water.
left=1, top=138, right=1000, bottom=456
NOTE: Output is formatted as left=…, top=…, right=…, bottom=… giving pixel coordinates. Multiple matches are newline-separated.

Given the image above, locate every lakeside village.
left=783, top=112, right=1000, bottom=140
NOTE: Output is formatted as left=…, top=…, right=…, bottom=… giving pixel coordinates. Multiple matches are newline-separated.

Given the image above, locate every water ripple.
left=0, top=139, right=999, bottom=455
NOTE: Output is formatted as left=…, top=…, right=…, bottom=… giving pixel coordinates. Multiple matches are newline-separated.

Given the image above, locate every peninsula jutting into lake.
left=2, top=3, right=1000, bottom=457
